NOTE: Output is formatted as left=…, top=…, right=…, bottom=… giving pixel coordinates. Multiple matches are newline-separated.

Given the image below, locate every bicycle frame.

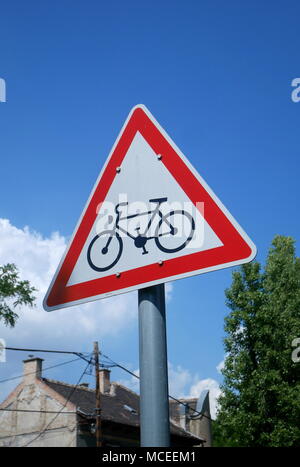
left=87, top=199, right=195, bottom=271
left=113, top=200, right=173, bottom=240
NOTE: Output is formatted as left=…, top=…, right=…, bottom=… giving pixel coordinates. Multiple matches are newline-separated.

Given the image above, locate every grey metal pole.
left=138, top=283, right=170, bottom=447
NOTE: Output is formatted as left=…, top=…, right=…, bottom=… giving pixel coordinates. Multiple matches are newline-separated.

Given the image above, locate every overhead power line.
left=0, top=357, right=82, bottom=385
left=0, top=408, right=76, bottom=414
left=0, top=425, right=77, bottom=442
left=5, top=346, right=86, bottom=355
left=5, top=346, right=91, bottom=363
left=4, top=346, right=213, bottom=422
left=102, top=352, right=213, bottom=422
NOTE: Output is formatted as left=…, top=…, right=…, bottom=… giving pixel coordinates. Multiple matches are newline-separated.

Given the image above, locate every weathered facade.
left=0, top=358, right=77, bottom=447
left=0, top=357, right=209, bottom=447
left=172, top=392, right=212, bottom=447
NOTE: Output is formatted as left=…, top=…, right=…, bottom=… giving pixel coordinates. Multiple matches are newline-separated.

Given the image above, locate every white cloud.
left=120, top=363, right=194, bottom=398
left=165, top=282, right=173, bottom=302
left=168, top=362, right=192, bottom=397
left=0, top=218, right=138, bottom=347
left=216, top=359, right=225, bottom=374
left=0, top=218, right=176, bottom=347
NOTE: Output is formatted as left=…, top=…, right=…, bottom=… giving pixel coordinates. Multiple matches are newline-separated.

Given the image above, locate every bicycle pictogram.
left=87, top=197, right=195, bottom=272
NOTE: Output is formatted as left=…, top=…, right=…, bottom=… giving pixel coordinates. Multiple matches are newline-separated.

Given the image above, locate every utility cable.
left=0, top=408, right=76, bottom=414
left=101, top=352, right=213, bottom=422
left=4, top=346, right=213, bottom=422
left=0, top=357, right=82, bottom=384
left=4, top=346, right=91, bottom=363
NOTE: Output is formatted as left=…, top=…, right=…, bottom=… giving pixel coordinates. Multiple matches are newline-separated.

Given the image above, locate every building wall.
left=188, top=416, right=212, bottom=447
left=0, top=382, right=77, bottom=447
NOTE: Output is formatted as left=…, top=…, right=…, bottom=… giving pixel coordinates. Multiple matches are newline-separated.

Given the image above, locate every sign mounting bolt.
left=157, top=154, right=162, bottom=160
left=116, top=272, right=121, bottom=278
left=116, top=166, right=121, bottom=173
left=158, top=260, right=164, bottom=266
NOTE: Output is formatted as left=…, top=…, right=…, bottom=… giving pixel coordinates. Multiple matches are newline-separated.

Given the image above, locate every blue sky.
left=1, top=1, right=300, bottom=415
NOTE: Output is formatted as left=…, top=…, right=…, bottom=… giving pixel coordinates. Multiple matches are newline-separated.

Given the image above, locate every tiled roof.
left=42, top=378, right=204, bottom=442
left=43, top=379, right=140, bottom=427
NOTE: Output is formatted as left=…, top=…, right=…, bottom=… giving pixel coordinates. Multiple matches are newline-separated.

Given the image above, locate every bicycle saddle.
left=149, top=197, right=168, bottom=204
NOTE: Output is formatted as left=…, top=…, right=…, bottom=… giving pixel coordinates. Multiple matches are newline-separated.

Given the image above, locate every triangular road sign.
left=44, top=105, right=256, bottom=311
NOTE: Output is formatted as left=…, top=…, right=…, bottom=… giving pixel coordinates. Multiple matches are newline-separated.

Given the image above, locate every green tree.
left=215, top=236, right=300, bottom=447
left=0, top=263, right=36, bottom=327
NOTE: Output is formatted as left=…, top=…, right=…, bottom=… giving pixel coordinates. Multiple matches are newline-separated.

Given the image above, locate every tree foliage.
left=0, top=263, right=36, bottom=327
left=215, top=236, right=300, bottom=446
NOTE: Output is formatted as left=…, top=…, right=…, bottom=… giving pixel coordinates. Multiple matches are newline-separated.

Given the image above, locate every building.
left=0, top=357, right=209, bottom=447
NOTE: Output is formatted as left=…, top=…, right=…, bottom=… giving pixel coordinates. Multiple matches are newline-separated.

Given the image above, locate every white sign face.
left=44, top=105, right=256, bottom=311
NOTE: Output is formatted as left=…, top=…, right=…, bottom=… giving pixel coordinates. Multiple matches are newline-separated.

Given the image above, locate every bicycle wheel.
left=87, top=230, right=123, bottom=272
left=155, top=210, right=195, bottom=253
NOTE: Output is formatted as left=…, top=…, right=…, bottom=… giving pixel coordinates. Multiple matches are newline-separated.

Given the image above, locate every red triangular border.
left=45, top=106, right=255, bottom=309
